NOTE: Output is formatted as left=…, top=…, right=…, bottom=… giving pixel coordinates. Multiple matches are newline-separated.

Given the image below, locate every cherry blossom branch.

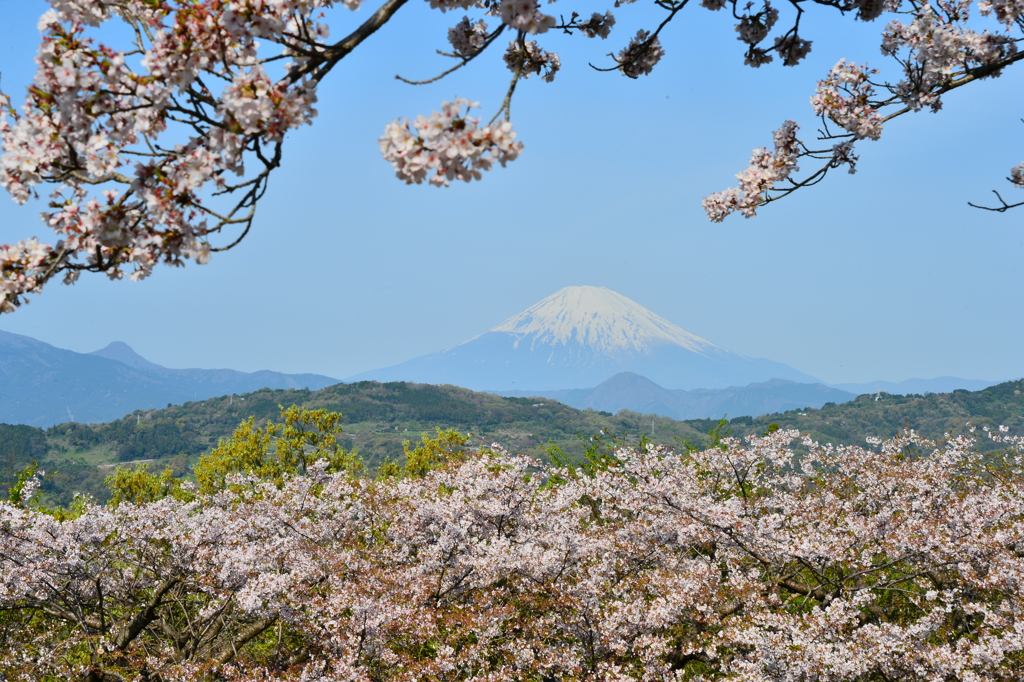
left=590, top=0, right=685, bottom=75
left=395, top=26, right=507, bottom=85
left=491, top=33, right=529, bottom=123
left=292, top=0, right=412, bottom=84
left=2, top=0, right=1022, bottom=313
left=705, top=39, right=1024, bottom=221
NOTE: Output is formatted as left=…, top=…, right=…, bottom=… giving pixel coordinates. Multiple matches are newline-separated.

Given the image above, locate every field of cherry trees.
left=2, top=415, right=1023, bottom=681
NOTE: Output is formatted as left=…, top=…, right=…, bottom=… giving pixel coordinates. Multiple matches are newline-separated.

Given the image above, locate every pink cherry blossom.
left=616, top=29, right=664, bottom=78
left=447, top=16, right=489, bottom=57
left=703, top=119, right=801, bottom=221
left=504, top=39, right=561, bottom=82
left=577, top=11, right=616, bottom=39
left=2, top=430, right=1023, bottom=680
left=380, top=99, right=522, bottom=186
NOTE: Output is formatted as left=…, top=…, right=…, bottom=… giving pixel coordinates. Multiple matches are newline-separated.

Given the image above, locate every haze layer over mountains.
left=1, top=286, right=1001, bottom=427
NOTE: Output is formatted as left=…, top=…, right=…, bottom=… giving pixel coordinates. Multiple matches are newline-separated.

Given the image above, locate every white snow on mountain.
left=348, top=285, right=822, bottom=391
left=483, top=286, right=718, bottom=355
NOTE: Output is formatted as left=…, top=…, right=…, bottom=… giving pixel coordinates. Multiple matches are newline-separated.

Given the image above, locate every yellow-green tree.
left=107, top=406, right=360, bottom=503
left=378, top=428, right=474, bottom=479
left=195, top=405, right=361, bottom=493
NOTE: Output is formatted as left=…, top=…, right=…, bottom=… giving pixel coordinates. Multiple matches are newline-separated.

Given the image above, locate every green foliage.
left=547, top=428, right=672, bottom=478
left=194, top=405, right=361, bottom=494
left=706, top=418, right=732, bottom=450
left=106, top=463, right=192, bottom=507
left=378, top=428, right=473, bottom=479
left=114, top=417, right=203, bottom=462
left=0, top=424, right=48, bottom=494
left=7, top=460, right=41, bottom=507
left=7, top=461, right=92, bottom=521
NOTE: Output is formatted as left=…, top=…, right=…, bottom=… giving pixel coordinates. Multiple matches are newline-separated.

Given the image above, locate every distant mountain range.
left=0, top=331, right=339, bottom=427
left=1, top=285, right=1006, bottom=427
left=500, top=372, right=857, bottom=420
left=348, top=286, right=822, bottom=391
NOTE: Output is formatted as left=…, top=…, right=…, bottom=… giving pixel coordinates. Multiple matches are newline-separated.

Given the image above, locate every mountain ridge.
left=499, top=372, right=857, bottom=420
left=831, top=376, right=1001, bottom=395
left=90, top=341, right=165, bottom=370
left=0, top=330, right=339, bottom=427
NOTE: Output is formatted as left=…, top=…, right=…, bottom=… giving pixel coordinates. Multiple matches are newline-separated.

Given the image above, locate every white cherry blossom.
left=380, top=99, right=523, bottom=186
left=2, top=431, right=1023, bottom=679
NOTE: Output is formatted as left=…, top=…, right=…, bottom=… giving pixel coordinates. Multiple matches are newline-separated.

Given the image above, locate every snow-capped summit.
left=348, top=286, right=820, bottom=392
left=487, top=286, right=717, bottom=355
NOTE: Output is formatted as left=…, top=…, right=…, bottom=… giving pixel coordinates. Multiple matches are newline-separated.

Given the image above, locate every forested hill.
left=723, top=378, right=1024, bottom=445
left=3, top=378, right=1023, bottom=507
left=0, top=381, right=709, bottom=505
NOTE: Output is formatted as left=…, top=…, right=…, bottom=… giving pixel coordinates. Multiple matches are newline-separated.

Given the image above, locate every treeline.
left=2, top=382, right=710, bottom=504
left=5, top=378, right=1024, bottom=506
left=725, top=378, right=1024, bottom=448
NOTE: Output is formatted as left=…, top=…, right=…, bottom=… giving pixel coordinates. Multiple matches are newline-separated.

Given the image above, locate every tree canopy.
left=3, top=426, right=1024, bottom=680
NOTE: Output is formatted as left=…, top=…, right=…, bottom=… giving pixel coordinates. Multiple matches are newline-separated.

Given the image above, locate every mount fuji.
left=347, top=286, right=821, bottom=391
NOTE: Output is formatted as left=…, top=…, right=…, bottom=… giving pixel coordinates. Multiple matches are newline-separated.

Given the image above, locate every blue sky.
left=1, top=0, right=1022, bottom=386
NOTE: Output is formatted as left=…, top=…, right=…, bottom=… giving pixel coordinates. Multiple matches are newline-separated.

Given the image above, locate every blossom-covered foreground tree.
left=0, top=1, right=1021, bottom=312
left=2, top=426, right=1024, bottom=681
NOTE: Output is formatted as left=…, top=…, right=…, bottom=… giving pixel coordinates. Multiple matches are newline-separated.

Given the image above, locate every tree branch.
left=288, top=0, right=411, bottom=84
left=211, top=617, right=277, bottom=666
left=114, top=574, right=181, bottom=651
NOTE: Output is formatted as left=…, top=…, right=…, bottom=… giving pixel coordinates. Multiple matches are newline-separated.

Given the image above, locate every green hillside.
left=3, top=378, right=1023, bottom=507
left=725, top=379, right=1024, bottom=446
left=0, top=381, right=707, bottom=505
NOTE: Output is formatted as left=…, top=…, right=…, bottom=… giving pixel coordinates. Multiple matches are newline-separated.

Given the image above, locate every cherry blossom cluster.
left=379, top=99, right=523, bottom=186
left=426, top=0, right=479, bottom=12
left=499, top=0, right=557, bottom=34
left=447, top=16, right=489, bottom=57
left=773, top=32, right=814, bottom=66
left=577, top=11, right=617, bottom=38
left=735, top=5, right=780, bottom=45
left=881, top=0, right=1018, bottom=112
left=503, top=39, right=561, bottom=81
left=723, top=1, right=817, bottom=68
left=0, top=0, right=346, bottom=312
left=703, top=119, right=801, bottom=221
left=0, top=239, right=57, bottom=314
left=978, top=0, right=1024, bottom=24
left=616, top=29, right=665, bottom=78
left=219, top=65, right=319, bottom=141
left=810, top=60, right=884, bottom=140
left=2, top=429, right=1024, bottom=680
